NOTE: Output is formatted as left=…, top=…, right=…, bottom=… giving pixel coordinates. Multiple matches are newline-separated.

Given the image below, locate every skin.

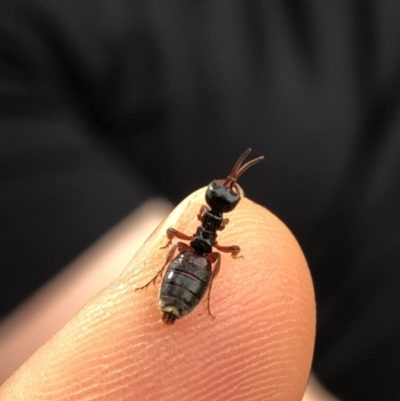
left=0, top=188, right=317, bottom=401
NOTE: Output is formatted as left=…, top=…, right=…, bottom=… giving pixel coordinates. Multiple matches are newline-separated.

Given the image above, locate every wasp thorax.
left=205, top=179, right=240, bottom=213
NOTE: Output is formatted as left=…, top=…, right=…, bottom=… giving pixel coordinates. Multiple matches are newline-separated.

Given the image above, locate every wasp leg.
left=213, top=243, right=242, bottom=259
left=219, top=218, right=229, bottom=231
left=197, top=204, right=208, bottom=221
left=161, top=227, right=194, bottom=249
left=135, top=242, right=192, bottom=291
left=205, top=252, right=221, bottom=319
left=135, top=243, right=177, bottom=291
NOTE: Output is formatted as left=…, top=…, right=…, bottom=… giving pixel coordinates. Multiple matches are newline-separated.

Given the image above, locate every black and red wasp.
left=136, top=148, right=264, bottom=324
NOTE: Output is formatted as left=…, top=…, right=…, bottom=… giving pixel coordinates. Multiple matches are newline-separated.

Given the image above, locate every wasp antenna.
left=228, top=148, right=253, bottom=180
left=236, top=155, right=265, bottom=179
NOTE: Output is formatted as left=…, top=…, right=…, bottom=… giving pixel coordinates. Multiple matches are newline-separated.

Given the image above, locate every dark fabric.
left=1, top=1, right=400, bottom=400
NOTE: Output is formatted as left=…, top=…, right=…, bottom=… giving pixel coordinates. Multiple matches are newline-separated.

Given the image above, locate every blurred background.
left=1, top=1, right=400, bottom=400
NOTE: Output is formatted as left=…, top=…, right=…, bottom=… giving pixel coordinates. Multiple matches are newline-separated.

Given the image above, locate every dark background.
left=1, top=2, right=400, bottom=400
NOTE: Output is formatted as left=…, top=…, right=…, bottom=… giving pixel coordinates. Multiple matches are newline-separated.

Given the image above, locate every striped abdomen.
left=159, top=251, right=211, bottom=324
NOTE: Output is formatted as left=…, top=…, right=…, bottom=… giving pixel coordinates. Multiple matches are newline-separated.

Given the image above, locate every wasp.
left=136, top=148, right=264, bottom=324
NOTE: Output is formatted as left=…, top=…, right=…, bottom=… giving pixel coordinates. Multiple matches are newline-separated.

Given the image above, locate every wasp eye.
left=205, top=180, right=240, bottom=213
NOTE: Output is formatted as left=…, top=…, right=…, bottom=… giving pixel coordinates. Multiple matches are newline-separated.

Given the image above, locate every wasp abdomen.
left=159, top=251, right=211, bottom=324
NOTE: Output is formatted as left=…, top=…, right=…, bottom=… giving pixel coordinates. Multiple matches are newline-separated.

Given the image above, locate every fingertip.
left=129, top=189, right=316, bottom=400
left=0, top=188, right=315, bottom=401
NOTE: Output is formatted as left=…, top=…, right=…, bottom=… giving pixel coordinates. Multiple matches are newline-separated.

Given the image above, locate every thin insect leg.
left=135, top=243, right=179, bottom=291
left=161, top=227, right=194, bottom=249
left=176, top=241, right=192, bottom=253
left=197, top=205, right=208, bottom=222
left=213, top=243, right=242, bottom=258
left=206, top=252, right=221, bottom=319
left=219, top=218, right=229, bottom=231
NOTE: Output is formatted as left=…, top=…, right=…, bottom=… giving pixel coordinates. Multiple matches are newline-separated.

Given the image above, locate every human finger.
left=0, top=188, right=315, bottom=401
